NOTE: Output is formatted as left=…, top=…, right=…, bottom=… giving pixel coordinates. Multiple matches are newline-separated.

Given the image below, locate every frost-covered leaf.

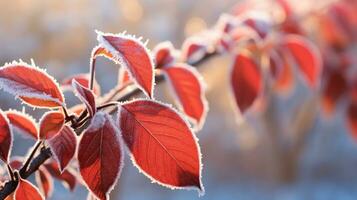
left=48, top=125, right=77, bottom=172
left=231, top=52, right=262, bottom=113
left=0, top=61, right=64, bottom=108
left=61, top=73, right=101, bottom=96
left=35, top=167, right=53, bottom=199
left=78, top=112, right=123, bottom=200
left=39, top=111, right=65, bottom=140
left=153, top=41, right=177, bottom=68
left=242, top=17, right=272, bottom=39
left=0, top=110, right=12, bottom=163
left=162, top=65, right=208, bottom=129
left=14, top=177, right=44, bottom=200
left=282, top=35, right=322, bottom=88
left=95, top=31, right=154, bottom=97
left=181, top=38, right=207, bottom=64
left=5, top=110, right=38, bottom=140
left=118, top=99, right=203, bottom=193
left=44, top=162, right=76, bottom=191
left=72, top=80, right=96, bottom=117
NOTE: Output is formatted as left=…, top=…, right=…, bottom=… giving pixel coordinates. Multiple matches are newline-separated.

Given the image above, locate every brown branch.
left=0, top=51, right=218, bottom=199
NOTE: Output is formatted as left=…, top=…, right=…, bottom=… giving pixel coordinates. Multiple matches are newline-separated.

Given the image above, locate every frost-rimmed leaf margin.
left=116, top=98, right=205, bottom=196
left=95, top=30, right=155, bottom=98
left=0, top=109, right=14, bottom=163
left=152, top=41, right=179, bottom=68
left=77, top=111, right=125, bottom=200
left=14, top=176, right=45, bottom=200
left=0, top=60, right=65, bottom=108
left=5, top=108, right=38, bottom=140
left=161, top=63, right=209, bottom=131
left=35, top=166, right=54, bottom=198
left=48, top=125, right=77, bottom=173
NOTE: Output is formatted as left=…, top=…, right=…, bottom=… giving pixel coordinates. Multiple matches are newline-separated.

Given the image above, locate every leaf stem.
left=19, top=140, right=42, bottom=175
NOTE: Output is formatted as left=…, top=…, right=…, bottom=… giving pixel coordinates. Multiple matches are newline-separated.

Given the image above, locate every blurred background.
left=1, top=0, right=357, bottom=199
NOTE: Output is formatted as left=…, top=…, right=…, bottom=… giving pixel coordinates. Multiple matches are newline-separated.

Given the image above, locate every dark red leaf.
left=96, top=31, right=154, bottom=97
left=5, top=110, right=38, bottom=140
left=72, top=80, right=96, bottom=117
left=321, top=70, right=347, bottom=114
left=231, top=53, right=262, bottom=113
left=118, top=99, right=203, bottom=193
left=78, top=112, right=123, bottom=200
left=0, top=110, right=12, bottom=163
left=347, top=102, right=357, bottom=141
left=162, top=65, right=208, bottom=129
left=268, top=50, right=284, bottom=81
left=48, top=125, right=77, bottom=172
left=282, top=35, right=322, bottom=88
left=39, top=111, right=65, bottom=140
left=0, top=61, right=64, bottom=108
left=35, top=167, right=53, bottom=198
left=14, top=177, right=44, bottom=200
left=153, top=41, right=176, bottom=68
left=61, top=73, right=101, bottom=96
left=44, top=162, right=77, bottom=191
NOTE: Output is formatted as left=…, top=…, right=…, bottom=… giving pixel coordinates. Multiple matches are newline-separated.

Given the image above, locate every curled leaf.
left=153, top=41, right=177, bottom=68
left=61, top=73, right=101, bottom=96
left=35, top=167, right=54, bottom=198
left=72, top=80, right=96, bottom=117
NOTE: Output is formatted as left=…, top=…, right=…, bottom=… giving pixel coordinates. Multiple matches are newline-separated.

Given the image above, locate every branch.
left=0, top=51, right=218, bottom=199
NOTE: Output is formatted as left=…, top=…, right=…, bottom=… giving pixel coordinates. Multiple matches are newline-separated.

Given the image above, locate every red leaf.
left=14, top=177, right=44, bottom=200
left=231, top=53, right=262, bottom=113
left=321, top=70, right=347, bottom=114
left=282, top=35, right=322, bottom=88
left=78, top=112, right=123, bottom=200
left=96, top=31, right=154, bottom=97
left=0, top=110, right=12, bottom=163
left=35, top=167, right=53, bottom=198
left=274, top=52, right=294, bottom=93
left=181, top=39, right=207, bottom=64
left=39, top=111, right=65, bottom=140
left=117, top=67, right=131, bottom=87
left=347, top=102, right=357, bottom=141
left=268, top=50, right=283, bottom=81
left=0, top=61, right=64, bottom=108
left=153, top=41, right=177, bottom=68
left=162, top=65, right=208, bottom=129
left=48, top=125, right=77, bottom=172
left=44, top=162, right=76, bottom=191
left=72, top=80, right=96, bottom=117
left=5, top=110, right=38, bottom=140
left=118, top=99, right=203, bottom=193
left=61, top=73, right=101, bottom=96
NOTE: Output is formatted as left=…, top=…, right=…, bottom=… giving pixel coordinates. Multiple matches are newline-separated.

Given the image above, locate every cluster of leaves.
left=0, top=31, right=208, bottom=199
left=1, top=0, right=356, bottom=199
